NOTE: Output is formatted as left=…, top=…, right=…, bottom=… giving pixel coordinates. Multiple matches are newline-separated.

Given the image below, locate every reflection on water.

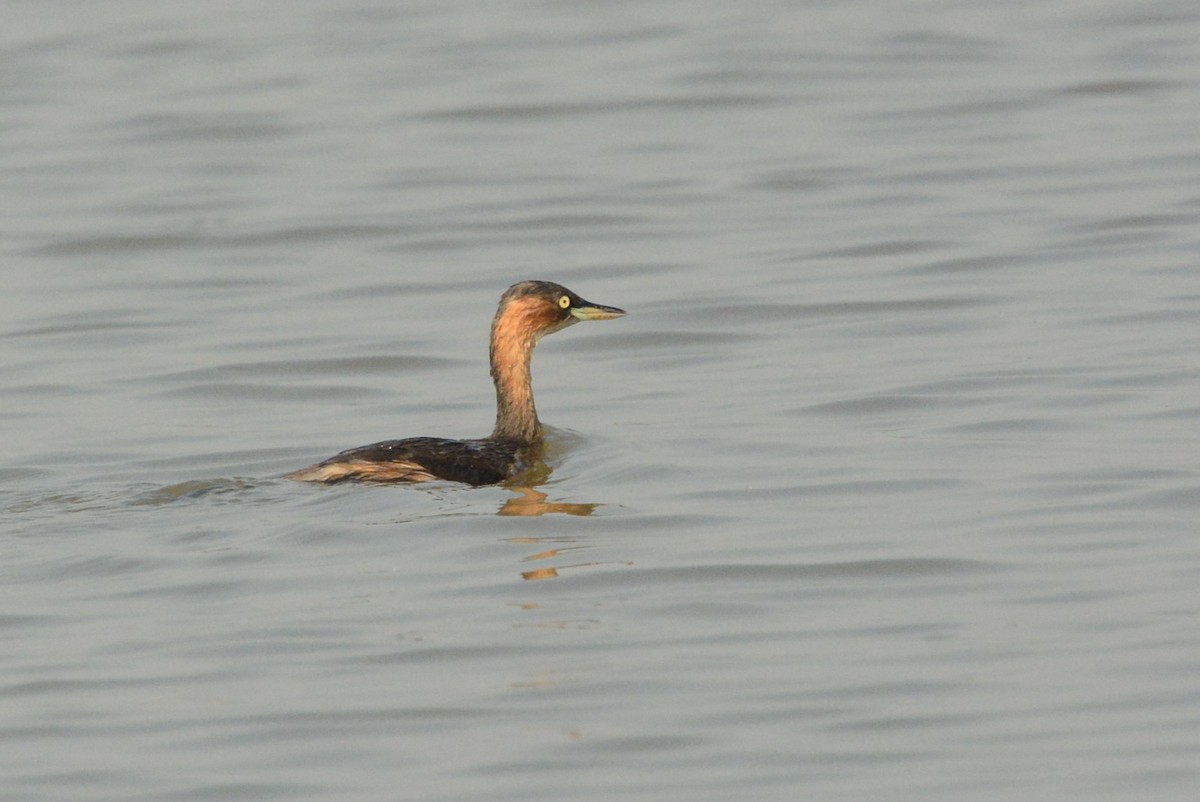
left=498, top=486, right=599, bottom=517
left=501, top=483, right=623, bottom=580
left=522, top=565, right=559, bottom=581
left=508, top=533, right=634, bottom=581
left=501, top=462, right=623, bottom=579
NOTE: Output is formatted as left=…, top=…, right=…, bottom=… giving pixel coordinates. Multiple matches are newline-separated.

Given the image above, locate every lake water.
left=3, top=1, right=1200, bottom=799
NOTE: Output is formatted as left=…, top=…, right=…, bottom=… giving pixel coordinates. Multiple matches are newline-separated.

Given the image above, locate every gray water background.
left=3, top=1, right=1200, bottom=799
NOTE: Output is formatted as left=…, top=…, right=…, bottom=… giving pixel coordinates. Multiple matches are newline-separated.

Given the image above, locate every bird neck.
left=489, top=309, right=542, bottom=444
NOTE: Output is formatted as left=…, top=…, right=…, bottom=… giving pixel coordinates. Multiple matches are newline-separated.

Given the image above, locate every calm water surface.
left=3, top=1, right=1200, bottom=800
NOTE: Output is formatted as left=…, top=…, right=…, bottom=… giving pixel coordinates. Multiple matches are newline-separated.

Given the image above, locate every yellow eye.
left=558, top=295, right=571, bottom=309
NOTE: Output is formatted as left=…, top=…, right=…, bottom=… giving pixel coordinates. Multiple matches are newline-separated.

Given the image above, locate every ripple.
left=129, top=477, right=262, bottom=507
left=568, top=559, right=1002, bottom=589
left=798, top=394, right=953, bottom=416
left=162, top=355, right=456, bottom=382
left=423, top=93, right=779, bottom=121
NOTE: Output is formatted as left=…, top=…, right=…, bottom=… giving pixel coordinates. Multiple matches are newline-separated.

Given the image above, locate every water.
left=3, top=1, right=1200, bottom=799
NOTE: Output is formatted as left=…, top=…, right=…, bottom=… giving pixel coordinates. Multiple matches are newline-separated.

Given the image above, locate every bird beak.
left=570, top=301, right=626, bottom=321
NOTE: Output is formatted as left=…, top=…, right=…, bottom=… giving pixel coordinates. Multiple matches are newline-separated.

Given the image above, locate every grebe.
left=287, top=281, right=625, bottom=485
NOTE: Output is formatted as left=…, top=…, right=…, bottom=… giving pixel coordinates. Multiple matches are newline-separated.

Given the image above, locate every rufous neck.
left=489, top=315, right=541, bottom=443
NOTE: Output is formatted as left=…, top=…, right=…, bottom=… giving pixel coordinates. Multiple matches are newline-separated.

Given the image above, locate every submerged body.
left=288, top=281, right=624, bottom=485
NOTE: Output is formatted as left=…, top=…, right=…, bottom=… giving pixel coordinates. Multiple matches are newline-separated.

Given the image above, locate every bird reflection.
left=490, top=458, right=626, bottom=580
left=507, top=530, right=632, bottom=582
left=498, top=486, right=599, bottom=517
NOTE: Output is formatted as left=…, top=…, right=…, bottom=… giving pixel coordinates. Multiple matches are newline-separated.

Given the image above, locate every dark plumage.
left=288, top=281, right=624, bottom=485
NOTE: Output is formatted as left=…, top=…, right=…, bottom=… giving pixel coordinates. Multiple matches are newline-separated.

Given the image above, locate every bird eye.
left=558, top=295, right=571, bottom=309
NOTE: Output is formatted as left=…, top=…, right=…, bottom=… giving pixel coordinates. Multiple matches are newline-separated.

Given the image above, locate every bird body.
left=288, top=281, right=624, bottom=485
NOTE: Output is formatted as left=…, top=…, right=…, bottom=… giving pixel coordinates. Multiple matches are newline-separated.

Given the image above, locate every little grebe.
left=287, top=281, right=625, bottom=485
